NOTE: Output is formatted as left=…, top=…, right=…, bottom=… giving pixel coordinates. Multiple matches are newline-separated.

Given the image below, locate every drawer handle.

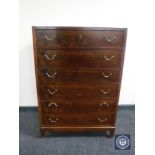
left=104, top=55, right=115, bottom=61
left=48, top=89, right=57, bottom=95
left=44, top=54, right=56, bottom=60
left=103, top=35, right=116, bottom=42
left=100, top=89, right=111, bottom=95
left=102, top=73, right=112, bottom=78
left=46, top=72, right=57, bottom=78
left=44, top=34, right=56, bottom=40
left=48, top=102, right=58, bottom=107
left=99, top=101, right=109, bottom=107
left=49, top=117, right=58, bottom=123
left=98, top=117, right=107, bottom=123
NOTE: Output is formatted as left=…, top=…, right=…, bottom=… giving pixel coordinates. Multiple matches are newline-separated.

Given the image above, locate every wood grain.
left=38, top=68, right=120, bottom=84
left=41, top=99, right=117, bottom=113
left=39, top=84, right=119, bottom=100
left=32, top=26, right=127, bottom=137
left=36, top=29, right=124, bottom=49
left=38, top=50, right=123, bottom=68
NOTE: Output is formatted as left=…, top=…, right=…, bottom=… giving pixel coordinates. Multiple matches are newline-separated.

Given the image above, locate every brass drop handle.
left=104, top=55, right=115, bottom=61
left=49, top=117, right=58, bottom=123
left=103, top=35, right=116, bottom=42
left=98, top=117, right=107, bottom=123
left=48, top=102, right=58, bottom=107
left=46, top=72, right=57, bottom=78
left=102, top=73, right=112, bottom=78
left=99, top=101, right=109, bottom=107
left=48, top=89, right=57, bottom=95
left=44, top=34, right=56, bottom=40
left=44, top=54, right=56, bottom=60
left=100, top=89, right=111, bottom=95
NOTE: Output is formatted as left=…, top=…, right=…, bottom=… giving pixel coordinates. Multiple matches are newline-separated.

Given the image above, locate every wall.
left=19, top=0, right=135, bottom=106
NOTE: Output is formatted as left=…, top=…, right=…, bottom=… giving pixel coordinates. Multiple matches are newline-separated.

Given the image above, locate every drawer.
left=38, top=68, right=120, bottom=84
left=41, top=99, right=117, bottom=113
left=36, top=29, right=124, bottom=49
left=38, top=50, right=122, bottom=68
left=39, top=84, right=119, bottom=100
left=43, top=112, right=115, bottom=126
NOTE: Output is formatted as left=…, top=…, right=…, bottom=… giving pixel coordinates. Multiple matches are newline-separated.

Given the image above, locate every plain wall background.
left=19, top=0, right=135, bottom=106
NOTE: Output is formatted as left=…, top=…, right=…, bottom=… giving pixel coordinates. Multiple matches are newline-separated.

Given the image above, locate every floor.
left=19, top=106, right=135, bottom=155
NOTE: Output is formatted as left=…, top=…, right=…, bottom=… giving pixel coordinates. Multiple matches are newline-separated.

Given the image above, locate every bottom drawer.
left=43, top=113, right=115, bottom=126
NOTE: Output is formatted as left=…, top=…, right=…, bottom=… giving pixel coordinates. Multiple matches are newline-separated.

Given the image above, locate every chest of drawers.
left=32, top=26, right=127, bottom=137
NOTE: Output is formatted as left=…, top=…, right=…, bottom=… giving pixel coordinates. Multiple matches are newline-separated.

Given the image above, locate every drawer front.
left=38, top=50, right=122, bottom=68
left=41, top=99, right=117, bottom=113
left=36, top=29, right=124, bottom=49
left=43, top=112, right=115, bottom=126
left=38, top=68, right=120, bottom=84
left=39, top=84, right=119, bottom=100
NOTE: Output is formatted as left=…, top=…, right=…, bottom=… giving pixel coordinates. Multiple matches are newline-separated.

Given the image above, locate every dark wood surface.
left=36, top=29, right=124, bottom=49
left=32, top=26, right=127, bottom=137
left=41, top=100, right=117, bottom=113
left=39, top=84, right=119, bottom=100
left=38, top=50, right=122, bottom=68
left=38, top=68, right=120, bottom=84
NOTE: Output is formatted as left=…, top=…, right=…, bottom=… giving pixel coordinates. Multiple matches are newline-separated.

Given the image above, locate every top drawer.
left=36, top=29, right=124, bottom=49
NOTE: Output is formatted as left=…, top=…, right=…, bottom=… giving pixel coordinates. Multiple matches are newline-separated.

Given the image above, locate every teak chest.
left=32, top=26, right=127, bottom=137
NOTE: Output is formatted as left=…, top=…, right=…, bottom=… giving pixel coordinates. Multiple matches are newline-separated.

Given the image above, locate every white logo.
left=116, top=135, right=130, bottom=150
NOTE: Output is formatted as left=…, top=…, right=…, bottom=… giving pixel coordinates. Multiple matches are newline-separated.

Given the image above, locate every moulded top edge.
left=32, top=26, right=127, bottom=31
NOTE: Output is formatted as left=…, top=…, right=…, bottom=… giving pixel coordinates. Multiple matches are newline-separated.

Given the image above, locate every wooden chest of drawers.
left=32, top=26, right=127, bottom=137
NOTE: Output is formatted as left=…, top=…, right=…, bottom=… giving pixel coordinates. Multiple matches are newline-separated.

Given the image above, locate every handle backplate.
left=48, top=89, right=58, bottom=95
left=49, top=117, right=58, bottom=123
left=98, top=117, right=107, bottom=123
left=100, top=89, right=111, bottom=95
left=104, top=55, right=115, bottom=61
left=99, top=101, right=109, bottom=107
left=46, top=72, right=57, bottom=78
left=48, top=102, right=58, bottom=107
left=44, top=34, right=56, bottom=40
left=102, top=72, right=112, bottom=78
left=103, top=35, right=116, bottom=42
left=44, top=54, right=56, bottom=60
